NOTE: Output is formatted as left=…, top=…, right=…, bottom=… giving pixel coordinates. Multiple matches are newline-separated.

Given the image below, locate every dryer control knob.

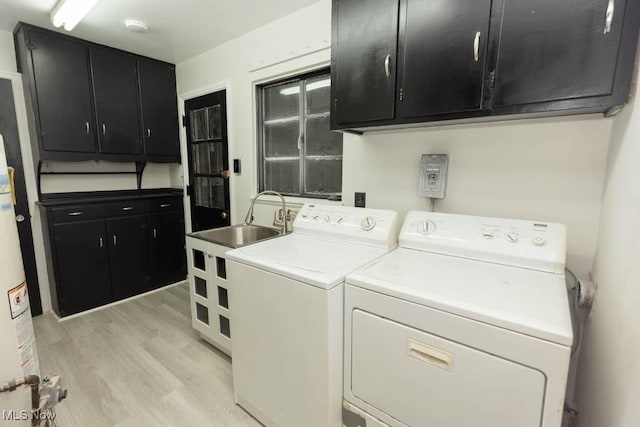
left=324, top=215, right=331, bottom=222
left=506, top=232, right=519, bottom=243
left=337, top=217, right=344, bottom=224
left=361, top=216, right=376, bottom=231
left=532, top=236, right=546, bottom=246
left=419, top=220, right=436, bottom=235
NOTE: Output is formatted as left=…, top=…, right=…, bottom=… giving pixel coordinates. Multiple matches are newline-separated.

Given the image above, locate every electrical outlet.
left=419, top=154, right=449, bottom=199
left=354, top=192, right=366, bottom=208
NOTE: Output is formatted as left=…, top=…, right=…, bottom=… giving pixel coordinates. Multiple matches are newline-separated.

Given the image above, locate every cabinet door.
left=493, top=0, right=626, bottom=107
left=398, top=0, right=492, bottom=117
left=53, top=220, right=111, bottom=315
left=90, top=47, right=142, bottom=154
left=28, top=31, right=96, bottom=153
left=147, top=211, right=187, bottom=288
left=107, top=215, right=149, bottom=299
left=138, top=59, right=180, bottom=157
left=332, top=0, right=399, bottom=125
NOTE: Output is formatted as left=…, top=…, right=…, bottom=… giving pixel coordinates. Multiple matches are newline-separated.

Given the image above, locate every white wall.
left=0, top=30, right=17, bottom=73
left=574, top=61, right=640, bottom=427
left=177, top=0, right=610, bottom=278
left=176, top=0, right=332, bottom=232
left=343, top=116, right=612, bottom=277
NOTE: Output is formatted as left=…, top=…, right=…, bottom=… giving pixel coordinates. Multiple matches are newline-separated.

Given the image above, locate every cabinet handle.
left=604, top=0, right=615, bottom=34
left=153, top=228, right=157, bottom=238
left=121, top=206, right=135, bottom=211
left=384, top=54, right=391, bottom=78
left=113, top=235, right=117, bottom=246
left=146, top=128, right=151, bottom=138
left=99, top=237, right=103, bottom=248
left=473, top=31, right=481, bottom=62
left=85, top=122, right=90, bottom=134
left=67, top=211, right=84, bottom=216
left=160, top=203, right=171, bottom=208
left=297, top=134, right=303, bottom=150
left=102, top=124, right=106, bottom=135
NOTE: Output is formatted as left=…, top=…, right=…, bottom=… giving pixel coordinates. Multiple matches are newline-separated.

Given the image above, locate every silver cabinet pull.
left=68, top=211, right=84, bottom=216
left=146, top=128, right=151, bottom=138
left=160, top=203, right=171, bottom=208
left=121, top=206, right=135, bottom=211
left=99, top=237, right=104, bottom=248
left=297, top=134, right=303, bottom=150
left=113, top=235, right=117, bottom=246
left=102, top=124, right=106, bottom=135
left=604, top=0, right=615, bottom=34
left=153, top=228, right=157, bottom=238
left=85, top=122, right=90, bottom=134
left=473, top=31, right=481, bottom=62
left=384, top=54, right=391, bottom=78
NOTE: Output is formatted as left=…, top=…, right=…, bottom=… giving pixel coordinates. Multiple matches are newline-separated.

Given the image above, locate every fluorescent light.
left=51, top=0, right=99, bottom=31
left=279, top=79, right=331, bottom=96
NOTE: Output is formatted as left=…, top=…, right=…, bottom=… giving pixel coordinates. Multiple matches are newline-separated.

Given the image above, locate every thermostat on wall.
left=419, top=154, right=449, bottom=199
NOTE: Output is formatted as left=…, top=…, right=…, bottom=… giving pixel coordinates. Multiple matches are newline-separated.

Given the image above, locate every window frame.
left=257, top=68, right=342, bottom=200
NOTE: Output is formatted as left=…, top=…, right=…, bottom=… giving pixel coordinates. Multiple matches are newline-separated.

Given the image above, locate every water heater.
left=0, top=134, right=39, bottom=423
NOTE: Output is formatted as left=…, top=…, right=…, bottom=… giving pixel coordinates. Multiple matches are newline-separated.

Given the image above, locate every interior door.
left=185, top=90, right=231, bottom=232
left=90, top=47, right=142, bottom=154
left=332, top=0, right=399, bottom=125
left=398, top=0, right=492, bottom=117
left=0, top=78, right=42, bottom=316
left=492, top=0, right=626, bottom=107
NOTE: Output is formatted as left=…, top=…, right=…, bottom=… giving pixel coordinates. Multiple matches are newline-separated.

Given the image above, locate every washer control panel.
left=294, top=204, right=399, bottom=248
left=400, top=211, right=567, bottom=273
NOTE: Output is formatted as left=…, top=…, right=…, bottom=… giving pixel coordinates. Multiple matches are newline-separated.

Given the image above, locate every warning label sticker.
left=8, top=282, right=29, bottom=319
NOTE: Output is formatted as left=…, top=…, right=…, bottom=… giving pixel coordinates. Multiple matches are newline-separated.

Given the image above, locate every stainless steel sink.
left=188, top=224, right=282, bottom=248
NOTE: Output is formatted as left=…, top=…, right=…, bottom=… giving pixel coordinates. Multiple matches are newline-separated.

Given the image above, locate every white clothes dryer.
left=226, top=204, right=398, bottom=427
left=343, top=211, right=573, bottom=427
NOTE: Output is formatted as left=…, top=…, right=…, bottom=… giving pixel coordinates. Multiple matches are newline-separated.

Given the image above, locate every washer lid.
left=226, top=234, right=391, bottom=289
left=346, top=248, right=573, bottom=346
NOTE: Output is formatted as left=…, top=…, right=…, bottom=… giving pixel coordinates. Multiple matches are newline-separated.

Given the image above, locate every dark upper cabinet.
left=53, top=219, right=111, bottom=315
left=398, top=0, right=492, bottom=118
left=492, top=0, right=626, bottom=107
left=147, top=210, right=187, bottom=287
left=14, top=23, right=181, bottom=162
left=107, top=215, right=150, bottom=299
left=90, top=47, right=142, bottom=155
left=331, top=0, right=399, bottom=125
left=138, top=58, right=180, bottom=157
left=330, top=0, right=640, bottom=131
left=27, top=30, right=96, bottom=153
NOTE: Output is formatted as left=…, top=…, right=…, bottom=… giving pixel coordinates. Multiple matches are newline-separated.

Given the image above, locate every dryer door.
left=351, top=309, right=545, bottom=427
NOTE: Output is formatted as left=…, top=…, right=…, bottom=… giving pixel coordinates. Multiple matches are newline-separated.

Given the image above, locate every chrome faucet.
left=244, top=191, right=289, bottom=234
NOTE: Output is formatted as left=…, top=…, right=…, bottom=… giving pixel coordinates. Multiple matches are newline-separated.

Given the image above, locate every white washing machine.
left=226, top=204, right=398, bottom=427
left=343, top=211, right=573, bottom=427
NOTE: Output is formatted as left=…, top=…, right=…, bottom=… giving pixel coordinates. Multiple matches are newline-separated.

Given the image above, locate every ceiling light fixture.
left=125, top=20, right=148, bottom=33
left=50, top=0, right=99, bottom=31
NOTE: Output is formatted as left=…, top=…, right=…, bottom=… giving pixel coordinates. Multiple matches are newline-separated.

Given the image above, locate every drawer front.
left=103, top=200, right=146, bottom=217
left=145, top=196, right=183, bottom=213
left=51, top=205, right=106, bottom=223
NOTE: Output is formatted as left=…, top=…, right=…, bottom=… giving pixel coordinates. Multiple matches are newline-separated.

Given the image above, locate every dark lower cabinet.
left=107, top=215, right=150, bottom=299
left=42, top=193, right=186, bottom=317
left=53, top=219, right=112, bottom=315
left=147, top=211, right=187, bottom=288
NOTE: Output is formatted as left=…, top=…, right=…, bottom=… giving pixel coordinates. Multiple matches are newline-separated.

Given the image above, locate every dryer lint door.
left=350, top=310, right=545, bottom=427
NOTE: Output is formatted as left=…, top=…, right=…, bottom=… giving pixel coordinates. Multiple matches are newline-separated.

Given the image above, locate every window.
left=258, top=70, right=343, bottom=199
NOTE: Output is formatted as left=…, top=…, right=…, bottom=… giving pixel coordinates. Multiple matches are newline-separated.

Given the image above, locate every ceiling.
left=0, top=0, right=321, bottom=63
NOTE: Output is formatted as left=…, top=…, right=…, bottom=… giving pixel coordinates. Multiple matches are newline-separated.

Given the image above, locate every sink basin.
left=189, top=224, right=282, bottom=248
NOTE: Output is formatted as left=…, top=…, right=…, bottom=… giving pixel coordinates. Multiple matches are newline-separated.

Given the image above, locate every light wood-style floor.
left=33, top=283, right=261, bottom=427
